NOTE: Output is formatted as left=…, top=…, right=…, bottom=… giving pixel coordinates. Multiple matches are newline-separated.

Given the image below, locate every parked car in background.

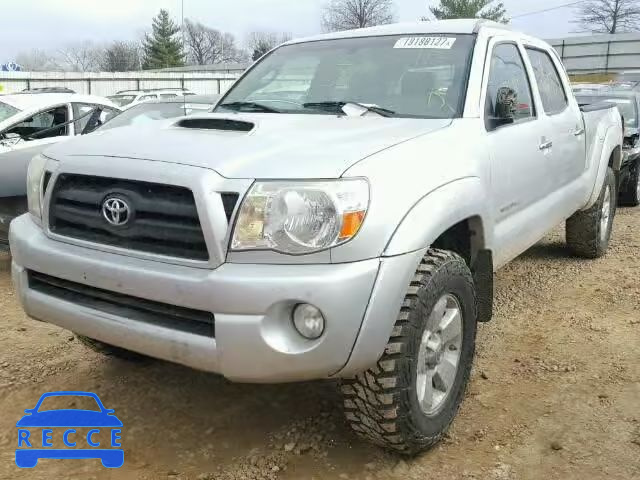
left=613, top=71, right=640, bottom=90
left=107, top=88, right=195, bottom=109
left=100, top=94, right=221, bottom=131
left=572, top=83, right=612, bottom=95
left=21, top=87, right=76, bottom=94
left=0, top=93, right=120, bottom=155
left=0, top=94, right=120, bottom=250
left=8, top=20, right=623, bottom=454
left=575, top=90, right=640, bottom=206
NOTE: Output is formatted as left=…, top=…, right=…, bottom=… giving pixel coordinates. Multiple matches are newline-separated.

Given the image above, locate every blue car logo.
left=15, top=391, right=123, bottom=468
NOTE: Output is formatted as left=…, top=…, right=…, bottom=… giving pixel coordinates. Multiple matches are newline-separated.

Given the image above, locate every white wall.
left=548, top=33, right=640, bottom=74
left=0, top=71, right=242, bottom=96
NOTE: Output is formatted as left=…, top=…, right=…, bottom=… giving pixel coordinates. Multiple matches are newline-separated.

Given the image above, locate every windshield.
left=576, top=95, right=638, bottom=128
left=0, top=100, right=20, bottom=122
left=100, top=101, right=212, bottom=130
left=108, top=95, right=137, bottom=107
left=217, top=34, right=475, bottom=118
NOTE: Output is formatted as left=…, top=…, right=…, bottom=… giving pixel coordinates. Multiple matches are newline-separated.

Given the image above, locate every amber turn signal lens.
left=339, top=210, right=366, bottom=240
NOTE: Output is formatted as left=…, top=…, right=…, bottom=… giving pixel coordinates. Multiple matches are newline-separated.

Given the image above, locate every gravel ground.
left=0, top=207, right=638, bottom=480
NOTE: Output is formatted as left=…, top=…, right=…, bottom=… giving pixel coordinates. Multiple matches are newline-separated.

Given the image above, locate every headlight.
left=231, top=179, right=369, bottom=254
left=26, top=154, right=51, bottom=221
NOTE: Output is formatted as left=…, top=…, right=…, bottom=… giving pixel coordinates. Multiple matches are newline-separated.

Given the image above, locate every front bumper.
left=10, top=214, right=423, bottom=382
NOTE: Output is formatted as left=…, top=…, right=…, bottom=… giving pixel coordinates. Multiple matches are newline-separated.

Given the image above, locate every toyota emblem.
left=102, top=196, right=131, bottom=226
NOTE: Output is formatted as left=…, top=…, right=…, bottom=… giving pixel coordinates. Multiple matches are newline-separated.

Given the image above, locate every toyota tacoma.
left=9, top=20, right=623, bottom=454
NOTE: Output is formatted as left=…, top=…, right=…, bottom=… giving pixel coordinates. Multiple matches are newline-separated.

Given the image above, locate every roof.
left=143, top=94, right=221, bottom=104
left=154, top=62, right=250, bottom=73
left=286, top=19, right=511, bottom=45
left=574, top=89, right=639, bottom=99
left=112, top=88, right=190, bottom=95
left=0, top=93, right=115, bottom=111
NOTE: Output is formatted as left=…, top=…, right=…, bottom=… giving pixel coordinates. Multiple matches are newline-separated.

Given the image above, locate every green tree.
left=142, top=9, right=185, bottom=69
left=428, top=0, right=508, bottom=23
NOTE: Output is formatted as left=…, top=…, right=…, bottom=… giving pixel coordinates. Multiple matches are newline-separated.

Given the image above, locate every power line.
left=512, top=0, right=588, bottom=19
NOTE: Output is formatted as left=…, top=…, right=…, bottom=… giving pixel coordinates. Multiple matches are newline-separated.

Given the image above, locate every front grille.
left=29, top=271, right=215, bottom=337
left=49, top=174, right=210, bottom=261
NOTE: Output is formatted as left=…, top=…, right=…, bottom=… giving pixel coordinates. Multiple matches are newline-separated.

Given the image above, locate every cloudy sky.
left=1, top=0, right=580, bottom=62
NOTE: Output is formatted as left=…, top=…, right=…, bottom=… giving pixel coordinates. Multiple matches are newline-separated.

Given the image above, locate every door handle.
left=573, top=128, right=585, bottom=136
left=539, top=141, right=553, bottom=150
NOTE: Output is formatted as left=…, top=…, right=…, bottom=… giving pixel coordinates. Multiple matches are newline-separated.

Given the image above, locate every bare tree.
left=14, top=49, right=61, bottom=72
left=247, top=31, right=292, bottom=61
left=100, top=41, right=142, bottom=72
left=322, top=0, right=395, bottom=32
left=183, top=19, right=216, bottom=65
left=573, top=0, right=640, bottom=33
left=58, top=41, right=103, bottom=72
left=184, top=19, right=244, bottom=65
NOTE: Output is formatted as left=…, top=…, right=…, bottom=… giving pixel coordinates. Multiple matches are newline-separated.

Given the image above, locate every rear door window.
left=73, top=103, right=121, bottom=134
left=525, top=48, right=568, bottom=115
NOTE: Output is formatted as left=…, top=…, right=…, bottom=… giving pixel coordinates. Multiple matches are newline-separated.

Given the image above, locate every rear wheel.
left=566, top=167, right=617, bottom=259
left=76, top=335, right=150, bottom=362
left=620, top=160, right=640, bottom=207
left=341, top=249, right=477, bottom=455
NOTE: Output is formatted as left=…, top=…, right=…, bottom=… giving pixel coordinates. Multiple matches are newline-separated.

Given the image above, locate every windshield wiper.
left=218, top=101, right=282, bottom=113
left=303, top=101, right=397, bottom=117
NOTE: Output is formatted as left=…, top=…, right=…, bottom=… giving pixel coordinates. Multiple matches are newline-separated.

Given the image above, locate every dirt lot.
left=0, top=207, right=638, bottom=480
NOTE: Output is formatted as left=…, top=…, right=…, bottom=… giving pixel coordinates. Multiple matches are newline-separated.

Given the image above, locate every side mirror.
left=489, top=87, right=517, bottom=130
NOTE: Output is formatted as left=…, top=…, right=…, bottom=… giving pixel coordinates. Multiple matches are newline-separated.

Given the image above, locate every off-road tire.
left=566, top=167, right=617, bottom=258
left=76, top=335, right=150, bottom=362
left=619, top=160, right=640, bottom=207
left=341, top=249, right=477, bottom=455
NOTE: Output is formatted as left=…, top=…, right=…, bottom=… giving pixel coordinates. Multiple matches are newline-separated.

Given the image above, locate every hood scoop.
left=175, top=117, right=255, bottom=133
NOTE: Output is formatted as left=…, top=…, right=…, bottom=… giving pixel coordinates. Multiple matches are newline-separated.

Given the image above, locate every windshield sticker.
left=394, top=37, right=456, bottom=49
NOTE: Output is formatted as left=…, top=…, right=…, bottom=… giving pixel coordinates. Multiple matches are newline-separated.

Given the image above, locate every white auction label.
left=393, top=37, right=456, bottom=49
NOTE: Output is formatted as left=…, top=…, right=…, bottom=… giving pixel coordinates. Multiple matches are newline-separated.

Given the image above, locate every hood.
left=45, top=113, right=451, bottom=179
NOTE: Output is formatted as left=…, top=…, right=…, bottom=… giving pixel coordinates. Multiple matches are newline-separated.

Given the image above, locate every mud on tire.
left=341, top=249, right=477, bottom=455
left=566, top=167, right=617, bottom=259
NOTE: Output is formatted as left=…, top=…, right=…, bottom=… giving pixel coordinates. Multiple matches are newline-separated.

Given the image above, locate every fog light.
left=292, top=304, right=325, bottom=339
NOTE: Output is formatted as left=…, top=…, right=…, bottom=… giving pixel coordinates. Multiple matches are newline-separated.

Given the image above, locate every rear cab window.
left=525, top=47, right=568, bottom=115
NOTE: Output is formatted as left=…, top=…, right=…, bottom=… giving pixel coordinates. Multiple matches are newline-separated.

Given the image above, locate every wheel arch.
left=584, top=128, right=623, bottom=210
left=383, top=177, right=493, bottom=261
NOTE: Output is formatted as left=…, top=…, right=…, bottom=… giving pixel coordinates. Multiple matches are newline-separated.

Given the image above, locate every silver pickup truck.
left=9, top=20, right=623, bottom=454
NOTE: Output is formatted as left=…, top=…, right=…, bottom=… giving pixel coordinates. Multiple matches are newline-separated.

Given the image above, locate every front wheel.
left=341, top=249, right=477, bottom=455
left=566, top=167, right=617, bottom=258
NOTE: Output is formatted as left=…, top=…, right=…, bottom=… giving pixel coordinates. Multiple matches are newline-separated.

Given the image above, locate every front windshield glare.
left=0, top=101, right=20, bottom=123
left=217, top=34, right=475, bottom=118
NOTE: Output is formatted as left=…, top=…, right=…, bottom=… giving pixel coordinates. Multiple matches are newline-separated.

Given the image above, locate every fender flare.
left=583, top=126, right=622, bottom=210
left=383, top=177, right=491, bottom=257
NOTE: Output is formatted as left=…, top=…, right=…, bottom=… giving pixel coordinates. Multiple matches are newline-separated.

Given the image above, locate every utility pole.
left=181, top=0, right=186, bottom=58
